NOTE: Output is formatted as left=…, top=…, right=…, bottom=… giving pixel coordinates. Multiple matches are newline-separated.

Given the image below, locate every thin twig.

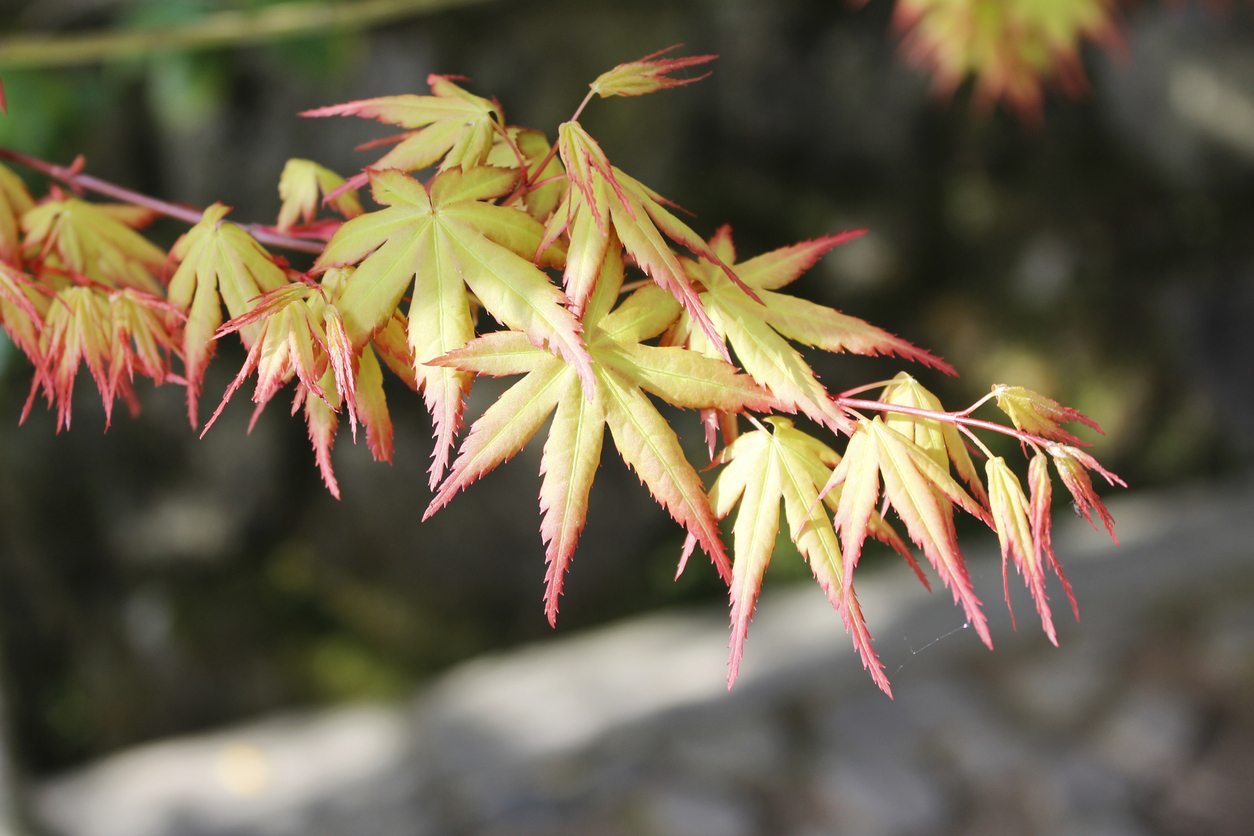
left=836, top=396, right=1048, bottom=449
left=523, top=89, right=594, bottom=190
left=0, top=0, right=493, bottom=70
left=0, top=147, right=324, bottom=254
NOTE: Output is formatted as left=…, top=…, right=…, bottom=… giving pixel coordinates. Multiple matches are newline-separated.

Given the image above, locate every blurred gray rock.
left=31, top=476, right=1254, bottom=835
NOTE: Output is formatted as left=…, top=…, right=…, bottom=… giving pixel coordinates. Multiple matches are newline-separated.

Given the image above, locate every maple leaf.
left=28, top=286, right=111, bottom=431
left=0, top=260, right=43, bottom=366
left=0, top=162, right=35, bottom=264
left=167, top=203, right=289, bottom=425
left=891, top=0, right=1115, bottom=117
left=1028, top=451, right=1079, bottom=623
left=302, top=75, right=503, bottom=193
left=486, top=128, right=565, bottom=222
left=274, top=158, right=362, bottom=234
left=708, top=416, right=901, bottom=694
left=881, top=373, right=987, bottom=505
left=589, top=45, right=717, bottom=99
left=202, top=281, right=330, bottom=434
left=107, top=289, right=180, bottom=406
left=1048, top=442, right=1124, bottom=540
left=313, top=166, right=590, bottom=487
left=424, top=243, right=774, bottom=625
left=986, top=454, right=1059, bottom=642
left=671, top=228, right=953, bottom=438
left=540, top=121, right=751, bottom=354
left=994, top=384, right=1103, bottom=446
left=822, top=416, right=995, bottom=648
left=21, top=197, right=163, bottom=292
left=21, top=284, right=176, bottom=430
left=205, top=267, right=407, bottom=497
left=298, top=336, right=400, bottom=497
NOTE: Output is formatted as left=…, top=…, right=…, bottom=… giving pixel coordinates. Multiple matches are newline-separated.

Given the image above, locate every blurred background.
left=0, top=0, right=1252, bottom=833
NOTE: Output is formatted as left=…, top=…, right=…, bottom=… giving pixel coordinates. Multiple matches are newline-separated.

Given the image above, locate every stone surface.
left=31, top=477, right=1254, bottom=835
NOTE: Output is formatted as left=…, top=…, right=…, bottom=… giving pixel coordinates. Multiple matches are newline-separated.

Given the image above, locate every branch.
left=836, top=396, right=1049, bottom=450
left=0, top=147, right=324, bottom=255
left=0, top=0, right=494, bottom=70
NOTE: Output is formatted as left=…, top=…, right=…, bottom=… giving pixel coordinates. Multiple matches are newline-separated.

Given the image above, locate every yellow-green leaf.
left=167, top=203, right=288, bottom=424
left=22, top=197, right=163, bottom=293
left=590, top=46, right=716, bottom=99
left=710, top=417, right=891, bottom=694
left=0, top=162, right=34, bottom=264
left=275, top=158, right=362, bottom=232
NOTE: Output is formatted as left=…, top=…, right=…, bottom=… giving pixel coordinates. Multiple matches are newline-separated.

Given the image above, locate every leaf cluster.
left=0, top=47, right=1122, bottom=693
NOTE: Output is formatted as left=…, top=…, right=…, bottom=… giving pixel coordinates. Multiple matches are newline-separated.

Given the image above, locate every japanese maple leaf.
left=588, top=45, right=717, bottom=99
left=0, top=162, right=34, bottom=264
left=312, top=166, right=590, bottom=487
left=671, top=227, right=953, bottom=440
left=22, top=197, right=163, bottom=293
left=274, top=158, right=362, bottom=236
left=303, top=74, right=503, bottom=194
left=988, top=453, right=1065, bottom=645
left=0, top=261, right=43, bottom=366
left=707, top=416, right=911, bottom=694
left=538, top=121, right=752, bottom=355
left=29, top=286, right=110, bottom=431
left=822, top=416, right=996, bottom=649
left=995, top=384, right=1103, bottom=446
left=107, top=289, right=180, bottom=407
left=167, top=203, right=288, bottom=425
left=881, top=373, right=988, bottom=506
left=485, top=127, right=565, bottom=222
left=298, top=333, right=398, bottom=500
left=1048, top=442, right=1124, bottom=539
left=204, top=267, right=412, bottom=499
left=890, top=0, right=1115, bottom=118
left=424, top=244, right=774, bottom=625
left=202, top=281, right=331, bottom=434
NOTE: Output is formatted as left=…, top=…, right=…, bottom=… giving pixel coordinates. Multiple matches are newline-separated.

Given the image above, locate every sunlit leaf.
left=426, top=247, right=773, bottom=624
left=167, top=203, right=288, bottom=425
left=590, top=45, right=717, bottom=99
left=22, top=197, right=163, bottom=292
left=1049, top=442, right=1123, bottom=540
left=710, top=417, right=892, bottom=694
left=275, top=158, right=362, bottom=233
left=303, top=74, right=502, bottom=192
left=314, top=166, right=590, bottom=486
left=995, top=384, right=1103, bottom=445
left=0, top=162, right=35, bottom=264
left=671, top=228, right=951, bottom=434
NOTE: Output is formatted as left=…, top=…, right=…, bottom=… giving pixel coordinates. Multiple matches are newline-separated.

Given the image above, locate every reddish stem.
left=836, top=397, right=1046, bottom=450
left=523, top=89, right=596, bottom=191
left=0, top=147, right=324, bottom=255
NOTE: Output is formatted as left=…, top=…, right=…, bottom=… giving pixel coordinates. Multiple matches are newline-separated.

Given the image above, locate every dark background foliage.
left=0, top=0, right=1251, bottom=774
